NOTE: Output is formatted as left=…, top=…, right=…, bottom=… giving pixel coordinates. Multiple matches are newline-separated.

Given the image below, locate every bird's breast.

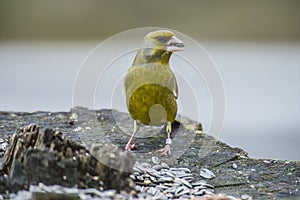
left=124, top=64, right=178, bottom=126
left=126, top=83, right=177, bottom=126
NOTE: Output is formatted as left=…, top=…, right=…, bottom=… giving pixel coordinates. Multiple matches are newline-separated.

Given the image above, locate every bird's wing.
left=124, top=66, right=136, bottom=95
left=172, top=74, right=178, bottom=99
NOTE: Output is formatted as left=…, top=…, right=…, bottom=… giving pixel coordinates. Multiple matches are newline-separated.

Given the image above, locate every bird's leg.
left=125, top=120, right=140, bottom=151
left=156, top=122, right=172, bottom=156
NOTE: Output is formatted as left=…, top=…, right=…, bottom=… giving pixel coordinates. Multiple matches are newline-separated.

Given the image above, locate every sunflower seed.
left=129, top=174, right=136, bottom=180
left=133, top=172, right=140, bottom=176
left=175, top=186, right=185, bottom=194
left=141, top=162, right=152, bottom=168
left=166, top=187, right=176, bottom=194
left=204, top=188, right=215, bottom=195
left=164, top=171, right=176, bottom=178
left=152, top=164, right=162, bottom=171
left=154, top=193, right=168, bottom=200
left=133, top=166, right=143, bottom=173
left=143, top=173, right=150, bottom=178
left=201, top=183, right=214, bottom=189
left=161, top=162, right=169, bottom=169
left=164, top=182, right=179, bottom=187
left=177, top=167, right=191, bottom=173
left=177, top=173, right=193, bottom=178
left=241, top=194, right=252, bottom=200
left=199, top=168, right=215, bottom=179
left=151, top=156, right=160, bottom=165
left=144, top=179, right=152, bottom=185
left=166, top=193, right=174, bottom=198
left=135, top=185, right=142, bottom=191
left=161, top=168, right=174, bottom=175
left=192, top=180, right=207, bottom=186
left=193, top=189, right=206, bottom=196
left=160, top=176, right=174, bottom=182
left=136, top=176, right=144, bottom=181
left=147, top=169, right=160, bottom=177
left=147, top=187, right=157, bottom=195
left=194, top=185, right=208, bottom=190
left=182, top=176, right=194, bottom=182
left=232, top=163, right=238, bottom=169
left=175, top=177, right=192, bottom=188
left=175, top=186, right=190, bottom=197
left=150, top=176, right=158, bottom=183
left=174, top=171, right=186, bottom=176
left=156, top=184, right=169, bottom=190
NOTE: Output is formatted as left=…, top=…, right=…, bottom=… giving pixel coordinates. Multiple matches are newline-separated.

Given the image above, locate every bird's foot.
left=125, top=143, right=137, bottom=151
left=156, top=144, right=171, bottom=156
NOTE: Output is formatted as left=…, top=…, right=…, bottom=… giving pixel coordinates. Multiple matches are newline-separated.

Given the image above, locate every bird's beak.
left=166, top=36, right=185, bottom=52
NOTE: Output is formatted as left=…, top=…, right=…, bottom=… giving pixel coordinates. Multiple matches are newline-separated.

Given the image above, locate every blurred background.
left=0, top=0, right=299, bottom=160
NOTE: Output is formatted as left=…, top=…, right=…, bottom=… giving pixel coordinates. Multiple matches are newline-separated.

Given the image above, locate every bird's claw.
left=125, top=143, right=137, bottom=151
left=156, top=144, right=171, bottom=156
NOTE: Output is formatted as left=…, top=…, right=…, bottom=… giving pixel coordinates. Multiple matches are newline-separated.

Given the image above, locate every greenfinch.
left=124, top=30, right=185, bottom=155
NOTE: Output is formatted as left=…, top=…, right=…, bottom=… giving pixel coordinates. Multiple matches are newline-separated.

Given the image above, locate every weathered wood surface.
left=0, top=107, right=299, bottom=199
left=0, top=123, right=135, bottom=194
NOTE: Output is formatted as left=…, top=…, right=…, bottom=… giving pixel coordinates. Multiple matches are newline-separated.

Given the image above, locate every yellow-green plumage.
left=125, top=63, right=177, bottom=125
left=124, top=30, right=185, bottom=154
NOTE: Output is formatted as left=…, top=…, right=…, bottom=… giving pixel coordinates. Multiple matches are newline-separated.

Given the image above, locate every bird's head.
left=134, top=30, right=185, bottom=65
left=143, top=30, right=185, bottom=53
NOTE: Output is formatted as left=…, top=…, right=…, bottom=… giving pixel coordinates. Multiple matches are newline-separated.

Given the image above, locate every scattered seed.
left=151, top=156, right=160, bottom=165
left=136, top=176, right=144, bottom=181
left=199, top=168, right=215, bottom=179
left=152, top=164, right=162, bottom=171
left=192, top=180, right=207, bottom=186
left=161, top=162, right=169, bottom=169
left=193, top=189, right=206, bottom=196
left=144, top=179, right=152, bottom=185
left=131, top=158, right=216, bottom=198
left=175, top=178, right=192, bottom=188
left=232, top=163, right=238, bottom=169
left=160, top=177, right=174, bottom=182
left=130, top=174, right=136, bottom=180
left=175, top=186, right=190, bottom=197
left=241, top=194, right=252, bottom=200
left=177, top=167, right=191, bottom=173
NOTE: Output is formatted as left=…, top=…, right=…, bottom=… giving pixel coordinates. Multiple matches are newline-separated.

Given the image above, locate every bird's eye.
left=156, top=36, right=165, bottom=43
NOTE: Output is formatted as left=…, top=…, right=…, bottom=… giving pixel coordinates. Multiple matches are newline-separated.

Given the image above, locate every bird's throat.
left=133, top=49, right=171, bottom=66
